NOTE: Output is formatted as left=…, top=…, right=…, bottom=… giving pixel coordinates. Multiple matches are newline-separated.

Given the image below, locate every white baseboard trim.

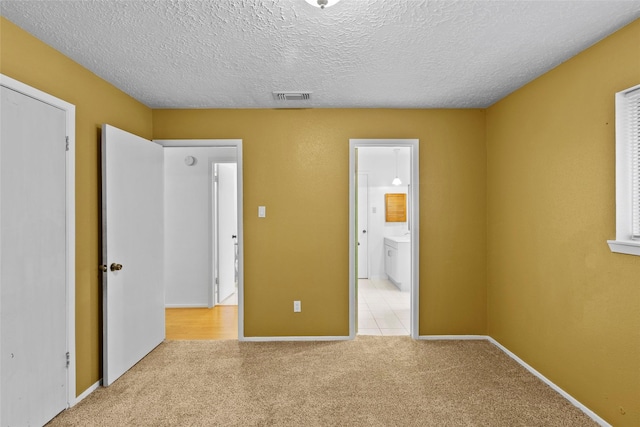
left=487, top=337, right=611, bottom=427
left=416, top=334, right=609, bottom=426
left=73, top=379, right=101, bottom=406
left=165, top=304, right=208, bottom=308
left=418, top=334, right=487, bottom=340
left=241, top=335, right=351, bottom=342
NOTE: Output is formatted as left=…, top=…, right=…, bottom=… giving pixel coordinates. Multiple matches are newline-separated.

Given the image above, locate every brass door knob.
left=99, top=265, right=108, bottom=272
left=110, top=263, right=123, bottom=271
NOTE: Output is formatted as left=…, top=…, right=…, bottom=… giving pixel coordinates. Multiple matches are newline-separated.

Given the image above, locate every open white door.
left=102, top=124, right=164, bottom=386
left=216, top=163, right=238, bottom=303
left=357, top=173, right=369, bottom=279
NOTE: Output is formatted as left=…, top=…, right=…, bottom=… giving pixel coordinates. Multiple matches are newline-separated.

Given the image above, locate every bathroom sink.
left=384, top=235, right=411, bottom=244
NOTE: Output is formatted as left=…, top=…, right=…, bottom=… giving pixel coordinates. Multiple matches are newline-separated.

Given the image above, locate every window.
left=608, top=83, right=640, bottom=256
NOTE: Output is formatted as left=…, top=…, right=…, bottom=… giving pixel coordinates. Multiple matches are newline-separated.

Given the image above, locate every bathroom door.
left=357, top=173, right=368, bottom=278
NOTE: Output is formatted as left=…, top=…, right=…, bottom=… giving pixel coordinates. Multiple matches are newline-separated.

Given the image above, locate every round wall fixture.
left=184, top=156, right=196, bottom=166
left=304, top=0, right=341, bottom=9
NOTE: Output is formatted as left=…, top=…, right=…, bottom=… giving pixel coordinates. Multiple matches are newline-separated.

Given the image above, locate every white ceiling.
left=1, top=0, right=639, bottom=109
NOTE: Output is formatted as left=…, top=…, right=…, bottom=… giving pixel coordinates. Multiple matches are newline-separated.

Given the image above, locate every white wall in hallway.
left=358, top=147, right=410, bottom=279
left=164, top=146, right=236, bottom=307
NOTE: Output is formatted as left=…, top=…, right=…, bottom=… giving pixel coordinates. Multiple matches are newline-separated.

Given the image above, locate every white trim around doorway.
left=349, top=139, right=419, bottom=339
left=154, top=139, right=245, bottom=340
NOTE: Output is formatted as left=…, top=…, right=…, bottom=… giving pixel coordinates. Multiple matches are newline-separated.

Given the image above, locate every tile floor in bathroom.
left=358, top=278, right=410, bottom=336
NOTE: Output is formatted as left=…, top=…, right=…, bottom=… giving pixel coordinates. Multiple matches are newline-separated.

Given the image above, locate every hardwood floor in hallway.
left=165, top=306, right=238, bottom=340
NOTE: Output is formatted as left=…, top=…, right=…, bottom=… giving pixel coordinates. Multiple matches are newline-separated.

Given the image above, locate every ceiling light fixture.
left=304, top=0, right=341, bottom=9
left=392, top=149, right=402, bottom=186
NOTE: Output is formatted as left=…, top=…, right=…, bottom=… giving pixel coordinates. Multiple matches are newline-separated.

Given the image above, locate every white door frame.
left=155, top=139, right=244, bottom=340
left=349, top=139, right=419, bottom=339
left=0, top=74, right=76, bottom=406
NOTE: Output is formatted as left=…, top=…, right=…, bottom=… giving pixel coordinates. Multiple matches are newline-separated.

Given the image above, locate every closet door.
left=0, top=85, right=68, bottom=426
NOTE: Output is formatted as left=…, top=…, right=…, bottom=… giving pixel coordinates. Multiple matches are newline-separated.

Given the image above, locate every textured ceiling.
left=1, top=0, right=639, bottom=109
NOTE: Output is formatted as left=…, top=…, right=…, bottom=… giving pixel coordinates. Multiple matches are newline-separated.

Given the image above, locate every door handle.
left=110, top=263, right=123, bottom=271
left=99, top=265, right=108, bottom=272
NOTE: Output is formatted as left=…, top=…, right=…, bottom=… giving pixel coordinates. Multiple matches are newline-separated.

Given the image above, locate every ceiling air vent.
left=273, top=91, right=312, bottom=101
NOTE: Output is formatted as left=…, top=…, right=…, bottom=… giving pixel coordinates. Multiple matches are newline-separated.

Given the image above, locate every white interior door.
left=0, top=86, right=68, bottom=425
left=102, top=124, right=164, bottom=386
left=357, top=173, right=369, bottom=279
left=216, top=163, right=238, bottom=303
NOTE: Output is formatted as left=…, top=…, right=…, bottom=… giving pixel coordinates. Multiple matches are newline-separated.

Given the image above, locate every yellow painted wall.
left=1, top=17, right=487, bottom=396
left=153, top=109, right=487, bottom=337
left=486, top=19, right=640, bottom=426
left=4, top=10, right=639, bottom=422
left=1, top=18, right=153, bottom=395
left=4, top=8, right=638, bottom=423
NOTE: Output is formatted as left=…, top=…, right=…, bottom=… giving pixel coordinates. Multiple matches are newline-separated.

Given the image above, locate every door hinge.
left=66, top=352, right=70, bottom=368
left=65, top=136, right=69, bottom=152
left=214, top=174, right=219, bottom=183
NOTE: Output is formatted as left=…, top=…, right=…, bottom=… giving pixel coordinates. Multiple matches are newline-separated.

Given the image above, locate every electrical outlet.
left=293, top=300, right=301, bottom=312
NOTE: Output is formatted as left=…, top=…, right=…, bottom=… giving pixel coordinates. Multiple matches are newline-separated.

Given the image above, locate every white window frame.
left=608, top=83, right=640, bottom=256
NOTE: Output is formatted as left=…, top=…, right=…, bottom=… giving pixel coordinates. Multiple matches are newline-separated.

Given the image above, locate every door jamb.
left=349, top=139, right=419, bottom=339
left=154, top=139, right=244, bottom=340
left=0, top=74, right=76, bottom=407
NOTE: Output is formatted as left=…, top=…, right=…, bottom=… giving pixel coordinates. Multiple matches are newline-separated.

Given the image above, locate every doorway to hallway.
left=157, top=139, right=244, bottom=340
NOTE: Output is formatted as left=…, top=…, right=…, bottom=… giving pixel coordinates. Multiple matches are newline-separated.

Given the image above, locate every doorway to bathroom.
left=349, top=139, right=419, bottom=339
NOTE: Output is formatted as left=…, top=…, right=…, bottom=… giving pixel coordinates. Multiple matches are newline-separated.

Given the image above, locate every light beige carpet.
left=48, top=337, right=596, bottom=426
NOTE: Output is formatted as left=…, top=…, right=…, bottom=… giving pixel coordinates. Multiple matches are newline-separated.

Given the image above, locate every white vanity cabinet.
left=384, top=237, right=410, bottom=291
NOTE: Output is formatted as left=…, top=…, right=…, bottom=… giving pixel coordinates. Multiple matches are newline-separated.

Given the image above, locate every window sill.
left=607, top=240, right=640, bottom=256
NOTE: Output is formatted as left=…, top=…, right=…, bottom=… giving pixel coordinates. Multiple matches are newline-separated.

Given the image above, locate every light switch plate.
left=258, top=206, right=266, bottom=218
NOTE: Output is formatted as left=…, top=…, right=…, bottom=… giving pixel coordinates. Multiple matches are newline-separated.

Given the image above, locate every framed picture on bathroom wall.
left=385, top=193, right=406, bottom=222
